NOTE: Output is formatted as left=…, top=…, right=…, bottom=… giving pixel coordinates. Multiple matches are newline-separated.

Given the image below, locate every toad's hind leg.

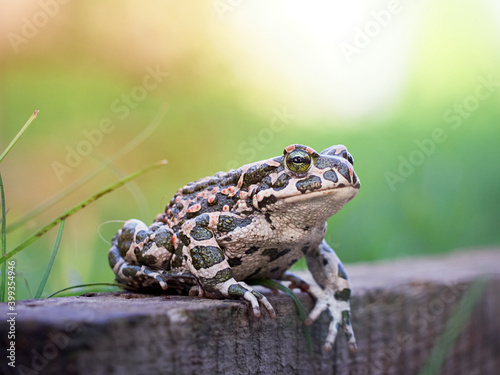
left=109, top=219, right=194, bottom=291
left=109, top=244, right=169, bottom=290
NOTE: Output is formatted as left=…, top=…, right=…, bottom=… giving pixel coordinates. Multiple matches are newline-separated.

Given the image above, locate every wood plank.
left=1, top=249, right=499, bottom=374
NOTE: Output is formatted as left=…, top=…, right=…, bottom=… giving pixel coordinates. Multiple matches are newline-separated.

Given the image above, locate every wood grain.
left=1, top=249, right=499, bottom=374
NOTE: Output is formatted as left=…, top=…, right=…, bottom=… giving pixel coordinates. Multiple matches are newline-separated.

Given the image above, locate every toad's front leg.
left=179, top=214, right=276, bottom=319
left=304, top=239, right=357, bottom=352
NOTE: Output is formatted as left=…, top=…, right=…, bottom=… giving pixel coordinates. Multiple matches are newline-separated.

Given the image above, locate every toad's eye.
left=285, top=150, right=312, bottom=173
left=342, top=151, right=354, bottom=165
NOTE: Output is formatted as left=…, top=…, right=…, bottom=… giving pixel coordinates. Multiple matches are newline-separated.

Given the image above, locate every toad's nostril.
left=341, top=151, right=354, bottom=165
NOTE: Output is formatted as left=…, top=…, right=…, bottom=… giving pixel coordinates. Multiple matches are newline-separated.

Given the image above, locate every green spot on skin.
left=194, top=181, right=208, bottom=191
left=323, top=170, right=338, bottom=183
left=135, top=230, right=148, bottom=244
left=335, top=288, right=351, bottom=302
left=108, top=247, right=121, bottom=268
left=153, top=226, right=174, bottom=253
left=218, top=215, right=252, bottom=233
left=220, top=169, right=242, bottom=186
left=171, top=244, right=184, bottom=269
left=314, top=157, right=336, bottom=169
left=179, top=232, right=191, bottom=245
left=296, top=176, right=322, bottom=194
left=241, top=163, right=277, bottom=189
left=342, top=310, right=351, bottom=326
left=122, top=265, right=140, bottom=278
left=228, top=284, right=247, bottom=298
left=251, top=290, right=263, bottom=299
left=218, top=215, right=235, bottom=232
left=190, top=226, right=213, bottom=241
left=194, top=214, right=210, bottom=227
left=190, top=245, right=225, bottom=270
left=182, top=185, right=195, bottom=194
left=117, top=222, right=140, bottom=254
left=272, top=173, right=290, bottom=191
left=138, top=253, right=158, bottom=266
left=213, top=268, right=232, bottom=283
left=199, top=268, right=233, bottom=292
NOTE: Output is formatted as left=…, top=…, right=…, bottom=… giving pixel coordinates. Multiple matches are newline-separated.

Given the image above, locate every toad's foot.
left=218, top=279, right=276, bottom=319
left=305, top=284, right=357, bottom=353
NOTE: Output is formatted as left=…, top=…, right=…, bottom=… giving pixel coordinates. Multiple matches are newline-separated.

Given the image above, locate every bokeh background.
left=1, top=1, right=499, bottom=299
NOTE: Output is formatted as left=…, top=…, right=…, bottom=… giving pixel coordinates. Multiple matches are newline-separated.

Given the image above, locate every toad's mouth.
left=281, top=183, right=360, bottom=205
left=252, top=184, right=360, bottom=223
left=253, top=183, right=360, bottom=213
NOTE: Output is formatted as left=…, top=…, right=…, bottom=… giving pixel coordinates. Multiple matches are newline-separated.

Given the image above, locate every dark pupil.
left=292, top=156, right=307, bottom=164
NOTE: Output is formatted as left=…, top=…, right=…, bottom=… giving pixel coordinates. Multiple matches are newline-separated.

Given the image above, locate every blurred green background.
left=1, top=1, right=499, bottom=299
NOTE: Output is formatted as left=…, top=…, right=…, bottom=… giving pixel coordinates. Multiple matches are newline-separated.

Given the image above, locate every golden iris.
left=285, top=149, right=312, bottom=173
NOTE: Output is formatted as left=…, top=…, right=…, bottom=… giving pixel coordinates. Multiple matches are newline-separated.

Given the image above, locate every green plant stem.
left=34, top=220, right=65, bottom=299
left=251, top=278, right=312, bottom=352
left=419, top=278, right=488, bottom=375
left=21, top=276, right=33, bottom=299
left=0, top=110, right=39, bottom=164
left=0, top=174, right=6, bottom=302
left=0, top=160, right=167, bottom=264
left=7, top=106, right=167, bottom=232
left=46, top=283, right=123, bottom=298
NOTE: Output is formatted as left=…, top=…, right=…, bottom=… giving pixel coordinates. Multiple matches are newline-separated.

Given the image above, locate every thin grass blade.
left=21, top=275, right=33, bottom=300
left=46, top=282, right=123, bottom=298
left=0, top=159, right=167, bottom=264
left=7, top=106, right=167, bottom=232
left=0, top=110, right=39, bottom=164
left=0, top=173, right=6, bottom=302
left=34, top=220, right=65, bottom=299
left=419, top=278, right=488, bottom=375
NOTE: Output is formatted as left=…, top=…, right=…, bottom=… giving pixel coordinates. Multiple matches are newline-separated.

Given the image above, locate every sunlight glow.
left=226, top=0, right=426, bottom=121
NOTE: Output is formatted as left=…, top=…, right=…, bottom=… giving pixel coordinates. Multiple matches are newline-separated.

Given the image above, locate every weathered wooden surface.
left=1, top=249, right=499, bottom=375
